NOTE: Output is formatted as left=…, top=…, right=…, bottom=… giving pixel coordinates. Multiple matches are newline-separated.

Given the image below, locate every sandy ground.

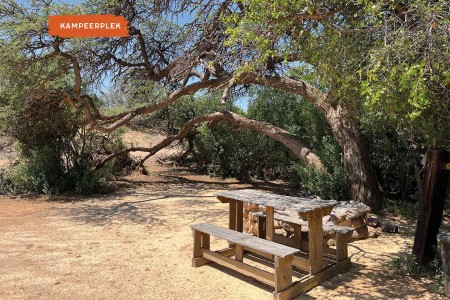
left=0, top=129, right=444, bottom=300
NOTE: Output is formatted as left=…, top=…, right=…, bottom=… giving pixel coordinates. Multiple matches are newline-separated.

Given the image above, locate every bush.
left=0, top=98, right=133, bottom=195
left=192, top=123, right=293, bottom=181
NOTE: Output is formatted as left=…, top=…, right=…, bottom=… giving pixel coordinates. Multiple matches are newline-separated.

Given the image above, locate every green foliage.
left=192, top=122, right=296, bottom=181
left=0, top=25, right=133, bottom=195
left=361, top=0, right=450, bottom=147
left=0, top=100, right=131, bottom=195
left=384, top=199, right=418, bottom=220
left=295, top=162, right=349, bottom=201
left=360, top=111, right=425, bottom=200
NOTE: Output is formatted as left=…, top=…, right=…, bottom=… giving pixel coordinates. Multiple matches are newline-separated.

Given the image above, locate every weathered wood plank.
left=257, top=212, right=353, bottom=235
left=275, top=256, right=293, bottom=293
left=292, top=256, right=309, bottom=271
left=236, top=200, right=244, bottom=232
left=308, top=210, right=323, bottom=275
left=235, top=244, right=244, bottom=262
left=192, top=247, right=236, bottom=267
left=202, top=249, right=275, bottom=287
left=229, top=199, right=237, bottom=230
left=216, top=190, right=336, bottom=219
left=266, top=206, right=275, bottom=241
left=191, top=223, right=299, bottom=258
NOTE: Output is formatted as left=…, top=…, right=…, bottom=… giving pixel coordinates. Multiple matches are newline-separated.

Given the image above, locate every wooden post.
left=236, top=200, right=243, bottom=232
left=266, top=206, right=275, bottom=241
left=413, top=149, right=450, bottom=264
left=229, top=199, right=237, bottom=230
left=308, top=210, right=324, bottom=275
left=294, top=225, right=302, bottom=250
left=202, top=233, right=210, bottom=250
left=235, top=244, right=244, bottom=262
left=192, top=230, right=202, bottom=267
left=258, top=215, right=266, bottom=238
left=274, top=256, right=293, bottom=294
left=336, top=232, right=350, bottom=262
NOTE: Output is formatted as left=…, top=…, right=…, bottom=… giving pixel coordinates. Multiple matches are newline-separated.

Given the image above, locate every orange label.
left=48, top=15, right=129, bottom=38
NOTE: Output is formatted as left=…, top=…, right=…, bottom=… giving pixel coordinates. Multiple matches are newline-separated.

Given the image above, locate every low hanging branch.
left=95, top=111, right=327, bottom=172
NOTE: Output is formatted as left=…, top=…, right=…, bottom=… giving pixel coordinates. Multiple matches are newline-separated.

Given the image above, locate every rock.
left=367, top=217, right=380, bottom=228
left=381, top=224, right=399, bottom=233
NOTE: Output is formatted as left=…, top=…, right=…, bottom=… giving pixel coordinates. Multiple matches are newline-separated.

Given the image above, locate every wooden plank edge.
left=216, top=195, right=231, bottom=203
left=202, top=249, right=275, bottom=287
left=192, top=247, right=235, bottom=267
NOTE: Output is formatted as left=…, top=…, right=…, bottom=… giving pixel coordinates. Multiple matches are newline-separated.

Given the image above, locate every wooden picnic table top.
left=215, top=189, right=337, bottom=219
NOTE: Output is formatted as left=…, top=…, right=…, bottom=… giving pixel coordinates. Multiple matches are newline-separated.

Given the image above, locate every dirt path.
left=0, top=130, right=443, bottom=299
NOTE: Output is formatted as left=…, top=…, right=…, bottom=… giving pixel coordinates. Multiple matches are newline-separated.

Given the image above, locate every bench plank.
left=191, top=223, right=299, bottom=258
left=257, top=212, right=354, bottom=235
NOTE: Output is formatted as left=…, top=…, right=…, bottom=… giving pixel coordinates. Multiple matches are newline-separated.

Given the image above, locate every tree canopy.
left=0, top=0, right=449, bottom=210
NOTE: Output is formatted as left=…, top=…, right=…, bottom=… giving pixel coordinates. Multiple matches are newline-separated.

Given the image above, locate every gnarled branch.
left=95, top=111, right=326, bottom=173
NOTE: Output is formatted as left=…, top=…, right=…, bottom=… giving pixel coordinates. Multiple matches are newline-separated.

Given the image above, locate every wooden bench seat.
left=258, top=212, right=354, bottom=234
left=192, top=223, right=300, bottom=257
left=191, top=223, right=300, bottom=299
left=256, top=212, right=354, bottom=263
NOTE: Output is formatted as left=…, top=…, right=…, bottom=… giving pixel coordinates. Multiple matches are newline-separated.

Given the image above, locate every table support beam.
left=236, top=200, right=243, bottom=232
left=229, top=199, right=236, bottom=230
left=266, top=206, right=274, bottom=241
left=308, top=210, right=323, bottom=274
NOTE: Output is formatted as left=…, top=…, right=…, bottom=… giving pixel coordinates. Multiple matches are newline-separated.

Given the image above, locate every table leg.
left=236, top=200, right=243, bottom=232
left=229, top=199, right=236, bottom=230
left=266, top=206, right=274, bottom=241
left=308, top=210, right=323, bottom=275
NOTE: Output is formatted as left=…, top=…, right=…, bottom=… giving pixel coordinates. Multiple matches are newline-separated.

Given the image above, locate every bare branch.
left=95, top=111, right=327, bottom=172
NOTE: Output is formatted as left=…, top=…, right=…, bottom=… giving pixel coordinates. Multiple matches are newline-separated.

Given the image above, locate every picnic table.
left=215, top=189, right=338, bottom=274
left=191, top=189, right=352, bottom=300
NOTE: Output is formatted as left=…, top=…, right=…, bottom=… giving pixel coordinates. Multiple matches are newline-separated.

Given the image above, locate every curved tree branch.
left=240, top=74, right=331, bottom=114
left=95, top=111, right=326, bottom=173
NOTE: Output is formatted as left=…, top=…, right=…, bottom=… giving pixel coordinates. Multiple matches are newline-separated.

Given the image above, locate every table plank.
left=216, top=189, right=337, bottom=219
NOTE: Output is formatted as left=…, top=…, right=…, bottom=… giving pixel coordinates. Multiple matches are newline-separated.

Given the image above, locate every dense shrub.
left=0, top=96, right=133, bottom=195
left=192, top=123, right=297, bottom=181
left=0, top=50, right=135, bottom=195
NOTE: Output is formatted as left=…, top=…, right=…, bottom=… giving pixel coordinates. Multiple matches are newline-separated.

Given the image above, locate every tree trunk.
left=413, top=149, right=449, bottom=264
left=245, top=76, right=384, bottom=212
left=326, top=104, right=384, bottom=212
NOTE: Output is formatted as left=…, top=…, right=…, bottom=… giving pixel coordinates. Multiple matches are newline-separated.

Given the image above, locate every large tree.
left=2, top=0, right=447, bottom=210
